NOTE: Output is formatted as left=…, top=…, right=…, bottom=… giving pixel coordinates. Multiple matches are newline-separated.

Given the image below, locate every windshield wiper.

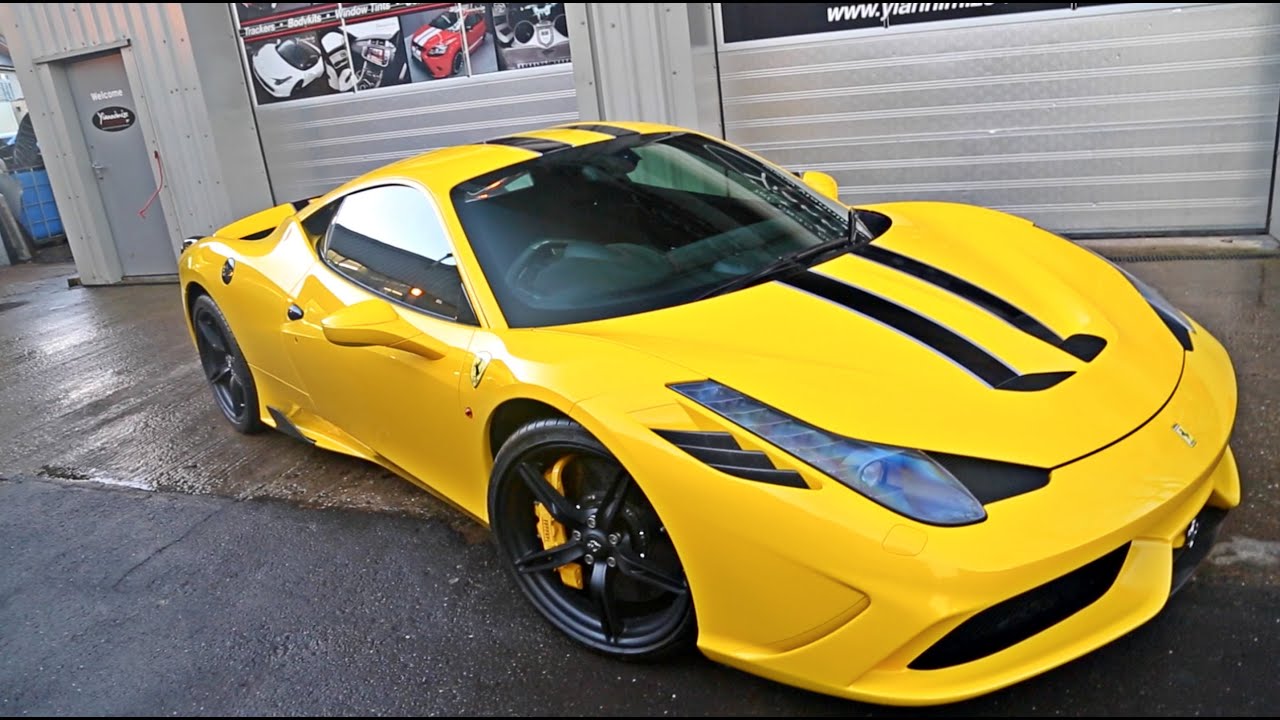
left=695, top=231, right=857, bottom=301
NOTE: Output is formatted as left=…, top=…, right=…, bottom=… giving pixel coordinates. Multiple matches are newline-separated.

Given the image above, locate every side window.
left=300, top=200, right=338, bottom=246
left=322, top=185, right=476, bottom=324
left=465, top=13, right=481, bottom=30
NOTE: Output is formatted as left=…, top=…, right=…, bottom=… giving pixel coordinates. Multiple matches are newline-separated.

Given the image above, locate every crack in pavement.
left=111, top=502, right=228, bottom=592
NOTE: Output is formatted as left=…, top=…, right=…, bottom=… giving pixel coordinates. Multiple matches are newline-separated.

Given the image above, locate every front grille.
left=909, top=543, right=1131, bottom=670
left=1171, top=506, right=1227, bottom=594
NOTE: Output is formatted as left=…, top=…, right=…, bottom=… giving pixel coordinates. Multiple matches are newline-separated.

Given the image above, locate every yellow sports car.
left=178, top=121, right=1240, bottom=705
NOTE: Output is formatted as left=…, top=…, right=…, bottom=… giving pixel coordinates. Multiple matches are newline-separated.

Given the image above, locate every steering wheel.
left=505, top=238, right=568, bottom=294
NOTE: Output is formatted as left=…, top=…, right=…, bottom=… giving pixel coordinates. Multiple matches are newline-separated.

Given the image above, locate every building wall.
left=0, top=3, right=271, bottom=284
left=716, top=3, right=1280, bottom=236
left=255, top=65, right=577, bottom=203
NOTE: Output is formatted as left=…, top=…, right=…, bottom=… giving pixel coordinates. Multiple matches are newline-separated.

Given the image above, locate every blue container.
left=13, top=168, right=64, bottom=241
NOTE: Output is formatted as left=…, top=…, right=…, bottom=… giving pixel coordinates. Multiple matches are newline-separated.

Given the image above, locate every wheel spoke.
left=227, top=375, right=246, bottom=412
left=589, top=561, right=621, bottom=642
left=207, top=364, right=231, bottom=384
left=615, top=547, right=687, bottom=595
left=196, top=317, right=226, bottom=353
left=513, top=540, right=584, bottom=574
left=518, top=462, right=580, bottom=525
left=596, top=468, right=631, bottom=530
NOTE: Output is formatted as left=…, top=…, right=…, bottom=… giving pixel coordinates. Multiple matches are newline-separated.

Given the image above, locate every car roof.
left=345, top=121, right=685, bottom=199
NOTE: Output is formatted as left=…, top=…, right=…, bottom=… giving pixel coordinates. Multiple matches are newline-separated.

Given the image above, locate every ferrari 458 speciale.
left=178, top=121, right=1240, bottom=705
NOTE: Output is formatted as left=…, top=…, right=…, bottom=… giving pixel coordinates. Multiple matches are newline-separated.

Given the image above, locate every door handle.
left=286, top=303, right=304, bottom=321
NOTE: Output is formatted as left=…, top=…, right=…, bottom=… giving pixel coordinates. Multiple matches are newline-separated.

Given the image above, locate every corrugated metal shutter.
left=717, top=3, right=1280, bottom=235
left=253, top=66, right=578, bottom=203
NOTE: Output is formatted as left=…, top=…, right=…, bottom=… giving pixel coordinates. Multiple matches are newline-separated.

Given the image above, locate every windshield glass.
left=277, top=38, right=319, bottom=69
left=451, top=132, right=849, bottom=328
left=430, top=11, right=460, bottom=30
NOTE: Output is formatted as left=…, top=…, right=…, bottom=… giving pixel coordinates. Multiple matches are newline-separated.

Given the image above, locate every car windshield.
left=450, top=132, right=850, bottom=328
left=431, top=12, right=459, bottom=30
left=277, top=38, right=319, bottom=69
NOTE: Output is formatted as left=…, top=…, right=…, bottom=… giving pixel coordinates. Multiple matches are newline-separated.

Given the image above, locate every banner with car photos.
left=718, top=2, right=1133, bottom=44
left=233, top=2, right=573, bottom=105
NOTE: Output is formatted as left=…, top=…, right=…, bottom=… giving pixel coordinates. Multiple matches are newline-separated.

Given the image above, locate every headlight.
left=671, top=381, right=987, bottom=526
left=427, top=43, right=449, bottom=56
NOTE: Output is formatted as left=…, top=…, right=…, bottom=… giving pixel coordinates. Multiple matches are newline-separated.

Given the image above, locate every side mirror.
left=800, top=170, right=841, bottom=202
left=321, top=298, right=447, bottom=360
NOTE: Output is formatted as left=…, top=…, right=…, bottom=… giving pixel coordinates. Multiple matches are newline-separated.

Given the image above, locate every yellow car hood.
left=560, top=202, right=1185, bottom=468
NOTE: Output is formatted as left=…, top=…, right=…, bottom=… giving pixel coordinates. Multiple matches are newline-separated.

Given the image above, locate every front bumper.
left=571, top=321, right=1239, bottom=705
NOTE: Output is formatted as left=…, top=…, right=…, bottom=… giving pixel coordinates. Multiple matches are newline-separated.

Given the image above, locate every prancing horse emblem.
left=1172, top=423, right=1197, bottom=448
left=469, top=351, right=492, bottom=388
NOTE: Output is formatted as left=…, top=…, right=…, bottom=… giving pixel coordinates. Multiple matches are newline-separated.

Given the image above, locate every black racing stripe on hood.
left=857, top=244, right=1063, bottom=345
left=857, top=245, right=1109, bottom=363
left=484, top=136, right=573, bottom=153
left=782, top=271, right=1018, bottom=387
left=562, top=123, right=639, bottom=137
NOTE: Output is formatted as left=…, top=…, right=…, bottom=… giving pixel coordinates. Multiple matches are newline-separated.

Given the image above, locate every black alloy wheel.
left=191, top=294, right=262, bottom=434
left=490, top=418, right=695, bottom=659
left=452, top=50, right=465, bottom=77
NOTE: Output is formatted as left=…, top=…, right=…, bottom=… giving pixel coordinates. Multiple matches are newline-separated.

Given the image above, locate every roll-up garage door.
left=230, top=3, right=577, bottom=204
left=716, top=3, right=1280, bottom=236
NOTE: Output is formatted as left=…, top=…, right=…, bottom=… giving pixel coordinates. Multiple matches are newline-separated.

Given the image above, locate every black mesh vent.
left=1171, top=507, right=1227, bottom=595
left=653, top=429, right=807, bottom=488
left=909, top=543, right=1131, bottom=670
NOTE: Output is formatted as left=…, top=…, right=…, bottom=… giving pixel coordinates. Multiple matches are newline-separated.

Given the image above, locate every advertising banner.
left=719, top=2, right=1130, bottom=44
left=233, top=3, right=572, bottom=105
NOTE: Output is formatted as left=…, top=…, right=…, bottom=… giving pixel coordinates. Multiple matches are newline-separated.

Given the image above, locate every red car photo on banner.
left=408, top=4, right=489, bottom=78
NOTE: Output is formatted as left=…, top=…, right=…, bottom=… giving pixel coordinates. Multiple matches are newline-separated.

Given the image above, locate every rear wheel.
left=192, top=294, right=262, bottom=434
left=489, top=418, right=695, bottom=659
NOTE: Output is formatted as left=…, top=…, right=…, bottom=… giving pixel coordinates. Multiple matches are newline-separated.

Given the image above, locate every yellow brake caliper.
left=534, top=454, right=585, bottom=589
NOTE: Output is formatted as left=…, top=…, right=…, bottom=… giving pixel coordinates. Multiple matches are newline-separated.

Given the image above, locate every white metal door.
left=67, top=52, right=175, bottom=276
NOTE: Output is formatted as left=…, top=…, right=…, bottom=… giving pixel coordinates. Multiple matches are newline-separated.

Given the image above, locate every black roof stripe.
left=484, top=136, right=573, bottom=154
left=562, top=123, right=640, bottom=137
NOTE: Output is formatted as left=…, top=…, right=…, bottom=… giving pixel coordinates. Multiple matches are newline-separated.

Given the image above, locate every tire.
left=191, top=294, right=263, bottom=434
left=489, top=418, right=695, bottom=660
left=452, top=50, right=465, bottom=77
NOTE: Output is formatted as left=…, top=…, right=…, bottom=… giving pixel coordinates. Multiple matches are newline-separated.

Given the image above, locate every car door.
left=465, top=13, right=484, bottom=50
left=282, top=183, right=479, bottom=495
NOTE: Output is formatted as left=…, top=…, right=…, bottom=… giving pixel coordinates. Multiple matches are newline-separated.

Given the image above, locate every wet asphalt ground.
left=1, top=255, right=1278, bottom=715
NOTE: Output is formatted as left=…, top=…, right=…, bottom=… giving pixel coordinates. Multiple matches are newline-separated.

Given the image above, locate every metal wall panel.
left=254, top=65, right=578, bottom=203
left=717, top=4, right=1280, bottom=235
left=2, top=3, right=267, bottom=243
left=0, top=2, right=271, bottom=283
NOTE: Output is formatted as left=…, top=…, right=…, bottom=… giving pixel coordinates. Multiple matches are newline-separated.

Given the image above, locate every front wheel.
left=489, top=418, right=695, bottom=659
left=451, top=51, right=465, bottom=77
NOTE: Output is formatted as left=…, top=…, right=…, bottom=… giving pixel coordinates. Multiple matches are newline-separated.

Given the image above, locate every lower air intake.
left=909, top=542, right=1131, bottom=670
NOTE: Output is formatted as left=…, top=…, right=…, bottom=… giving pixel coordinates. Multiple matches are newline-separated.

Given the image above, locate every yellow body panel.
left=178, top=121, right=1240, bottom=705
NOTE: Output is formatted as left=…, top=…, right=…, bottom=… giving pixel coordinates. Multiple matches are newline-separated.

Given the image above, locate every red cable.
left=138, top=150, right=163, bottom=219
